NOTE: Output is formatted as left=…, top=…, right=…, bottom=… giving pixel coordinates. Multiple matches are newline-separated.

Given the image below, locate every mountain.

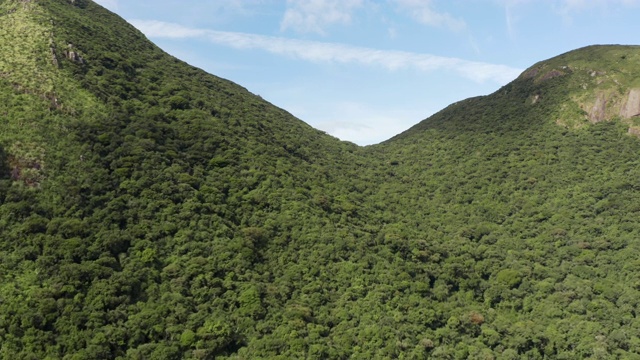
left=2, top=1, right=640, bottom=359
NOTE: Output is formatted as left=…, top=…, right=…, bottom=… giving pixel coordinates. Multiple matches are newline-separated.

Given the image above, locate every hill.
left=2, top=1, right=640, bottom=359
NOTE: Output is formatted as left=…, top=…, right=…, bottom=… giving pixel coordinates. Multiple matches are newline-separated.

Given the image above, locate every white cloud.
left=393, top=0, right=466, bottom=32
left=280, top=0, right=364, bottom=34
left=135, top=20, right=207, bottom=38
left=93, top=0, right=118, bottom=11
left=132, top=19, right=522, bottom=84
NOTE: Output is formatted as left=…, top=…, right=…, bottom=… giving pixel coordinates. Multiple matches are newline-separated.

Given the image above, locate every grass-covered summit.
left=2, top=1, right=640, bottom=359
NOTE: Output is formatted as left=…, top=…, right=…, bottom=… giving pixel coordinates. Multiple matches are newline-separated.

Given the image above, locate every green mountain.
left=2, top=1, right=640, bottom=359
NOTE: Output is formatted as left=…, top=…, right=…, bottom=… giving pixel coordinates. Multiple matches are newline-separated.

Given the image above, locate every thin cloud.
left=132, top=19, right=522, bottom=84
left=503, top=0, right=521, bottom=40
left=280, top=0, right=364, bottom=34
left=393, top=0, right=466, bottom=32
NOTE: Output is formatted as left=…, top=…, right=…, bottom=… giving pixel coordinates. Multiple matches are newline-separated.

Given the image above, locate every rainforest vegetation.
left=2, top=0, right=640, bottom=359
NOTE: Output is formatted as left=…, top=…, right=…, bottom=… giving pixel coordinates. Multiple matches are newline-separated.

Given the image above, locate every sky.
left=93, top=0, right=640, bottom=145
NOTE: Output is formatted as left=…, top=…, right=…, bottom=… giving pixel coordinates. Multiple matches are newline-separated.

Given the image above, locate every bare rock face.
left=68, top=0, right=89, bottom=7
left=520, top=66, right=570, bottom=82
left=530, top=94, right=540, bottom=104
left=64, top=44, right=85, bottom=64
left=620, top=88, right=640, bottom=118
left=588, top=92, right=607, bottom=123
left=521, top=67, right=539, bottom=79
left=50, top=46, right=59, bottom=68
left=628, top=127, right=640, bottom=137
left=540, top=69, right=565, bottom=82
left=67, top=50, right=79, bottom=61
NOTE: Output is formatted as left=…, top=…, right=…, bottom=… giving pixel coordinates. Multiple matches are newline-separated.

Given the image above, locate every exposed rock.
left=67, top=50, right=78, bottom=61
left=628, top=127, right=640, bottom=137
left=588, top=92, right=607, bottom=123
left=620, top=88, right=640, bottom=118
left=539, top=69, right=566, bottom=82
left=521, top=67, right=539, bottom=79
left=50, top=46, right=60, bottom=68
left=64, top=44, right=85, bottom=64
left=531, top=94, right=540, bottom=104
left=68, top=0, right=88, bottom=8
left=521, top=67, right=571, bottom=82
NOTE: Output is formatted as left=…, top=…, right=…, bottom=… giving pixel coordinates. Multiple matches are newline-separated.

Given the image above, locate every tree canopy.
left=1, top=0, right=640, bottom=358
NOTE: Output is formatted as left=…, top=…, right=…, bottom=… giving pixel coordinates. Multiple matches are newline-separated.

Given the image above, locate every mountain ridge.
left=387, top=44, right=640, bottom=144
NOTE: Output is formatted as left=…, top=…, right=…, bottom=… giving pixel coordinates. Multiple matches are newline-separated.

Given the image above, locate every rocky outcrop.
left=588, top=92, right=607, bottom=123
left=521, top=65, right=571, bottom=82
left=64, top=44, right=85, bottom=64
left=540, top=69, right=566, bottom=82
left=620, top=88, right=640, bottom=118
left=50, top=46, right=58, bottom=67
left=521, top=67, right=539, bottom=79
left=578, top=88, right=640, bottom=125
left=628, top=127, right=640, bottom=137
left=68, top=0, right=88, bottom=8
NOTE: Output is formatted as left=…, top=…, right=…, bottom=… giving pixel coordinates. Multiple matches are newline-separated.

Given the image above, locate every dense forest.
left=1, top=0, right=640, bottom=358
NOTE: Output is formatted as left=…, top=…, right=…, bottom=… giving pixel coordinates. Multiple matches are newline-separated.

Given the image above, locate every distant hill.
left=2, top=1, right=640, bottom=359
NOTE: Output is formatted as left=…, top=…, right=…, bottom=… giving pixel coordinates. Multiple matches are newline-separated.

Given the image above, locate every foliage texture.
left=1, top=1, right=640, bottom=359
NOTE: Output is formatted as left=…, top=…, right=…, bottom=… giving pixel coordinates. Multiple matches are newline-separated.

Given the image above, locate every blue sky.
left=94, top=0, right=640, bottom=145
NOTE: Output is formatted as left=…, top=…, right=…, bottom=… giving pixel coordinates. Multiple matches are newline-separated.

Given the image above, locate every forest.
left=2, top=0, right=640, bottom=359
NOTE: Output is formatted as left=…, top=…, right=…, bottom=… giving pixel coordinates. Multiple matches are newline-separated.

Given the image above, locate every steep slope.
left=3, top=1, right=640, bottom=359
left=0, top=1, right=367, bottom=359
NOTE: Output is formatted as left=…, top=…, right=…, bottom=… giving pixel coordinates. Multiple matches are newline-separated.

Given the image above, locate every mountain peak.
left=519, top=45, right=640, bottom=128
left=387, top=45, right=640, bottom=143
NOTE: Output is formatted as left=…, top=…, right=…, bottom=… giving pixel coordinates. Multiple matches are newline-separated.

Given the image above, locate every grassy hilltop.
left=2, top=1, right=640, bottom=359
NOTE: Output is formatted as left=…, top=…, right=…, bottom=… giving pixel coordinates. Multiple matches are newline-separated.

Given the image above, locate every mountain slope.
left=363, top=44, right=640, bottom=358
left=2, top=1, right=640, bottom=359
left=0, top=1, right=365, bottom=359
